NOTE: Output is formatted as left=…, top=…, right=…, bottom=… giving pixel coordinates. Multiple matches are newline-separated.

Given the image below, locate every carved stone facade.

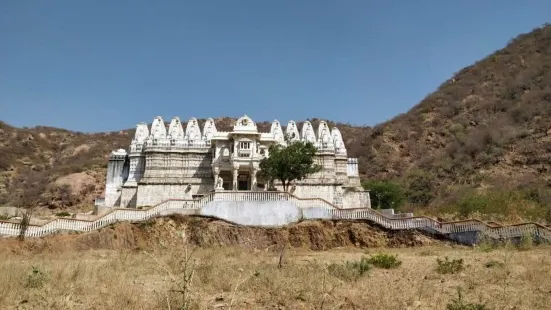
left=101, top=115, right=370, bottom=209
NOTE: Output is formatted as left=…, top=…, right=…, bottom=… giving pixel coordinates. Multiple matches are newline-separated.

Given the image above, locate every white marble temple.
left=100, top=115, right=369, bottom=209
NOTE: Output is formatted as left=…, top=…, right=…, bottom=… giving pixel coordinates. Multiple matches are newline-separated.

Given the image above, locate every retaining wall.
left=199, top=201, right=302, bottom=226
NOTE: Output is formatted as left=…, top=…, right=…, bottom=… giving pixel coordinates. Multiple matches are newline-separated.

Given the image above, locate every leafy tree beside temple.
left=259, top=138, right=322, bottom=192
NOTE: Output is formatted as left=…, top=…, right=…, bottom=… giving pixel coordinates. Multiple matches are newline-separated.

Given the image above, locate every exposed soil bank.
left=0, top=215, right=441, bottom=254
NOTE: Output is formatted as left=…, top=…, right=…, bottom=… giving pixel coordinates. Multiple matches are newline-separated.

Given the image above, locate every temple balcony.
left=237, top=149, right=252, bottom=157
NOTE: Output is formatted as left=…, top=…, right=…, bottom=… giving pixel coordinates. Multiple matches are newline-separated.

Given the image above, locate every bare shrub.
left=144, top=239, right=198, bottom=309
left=25, top=266, right=47, bottom=289
left=446, top=287, right=488, bottom=310
left=327, top=256, right=371, bottom=282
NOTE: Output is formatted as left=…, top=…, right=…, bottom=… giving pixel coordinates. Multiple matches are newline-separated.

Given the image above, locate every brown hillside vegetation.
left=1, top=25, right=550, bottom=220
left=359, top=23, right=551, bottom=220
left=364, top=24, right=551, bottom=188
left=0, top=121, right=134, bottom=211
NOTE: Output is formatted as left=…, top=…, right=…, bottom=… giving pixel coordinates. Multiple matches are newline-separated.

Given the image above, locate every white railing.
left=1, top=191, right=550, bottom=243
left=144, top=139, right=211, bottom=149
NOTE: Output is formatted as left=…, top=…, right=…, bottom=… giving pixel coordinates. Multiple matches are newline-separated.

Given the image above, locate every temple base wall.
left=342, top=188, right=371, bottom=209
left=105, top=187, right=122, bottom=207
left=131, top=183, right=367, bottom=209
left=120, top=186, right=138, bottom=208
left=347, top=176, right=361, bottom=187
left=136, top=183, right=215, bottom=207
left=267, top=183, right=370, bottom=209
left=269, top=183, right=338, bottom=206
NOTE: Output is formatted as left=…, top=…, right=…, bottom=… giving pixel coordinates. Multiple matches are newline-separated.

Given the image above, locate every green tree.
left=362, top=180, right=405, bottom=210
left=404, top=169, right=435, bottom=207
left=259, top=139, right=322, bottom=192
left=456, top=190, right=489, bottom=218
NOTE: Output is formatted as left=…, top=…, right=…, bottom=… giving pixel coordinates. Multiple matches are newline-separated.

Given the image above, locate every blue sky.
left=1, top=1, right=550, bottom=132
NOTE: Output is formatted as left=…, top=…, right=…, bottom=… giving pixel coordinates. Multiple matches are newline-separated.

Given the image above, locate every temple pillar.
left=233, top=140, right=238, bottom=157
left=251, top=162, right=259, bottom=190
left=124, top=153, right=144, bottom=186
left=232, top=166, right=238, bottom=191
left=251, top=169, right=257, bottom=190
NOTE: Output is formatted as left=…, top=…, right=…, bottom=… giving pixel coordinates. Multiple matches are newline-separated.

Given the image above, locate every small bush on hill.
left=516, top=232, right=534, bottom=251
left=436, top=185, right=551, bottom=223
left=362, top=180, right=405, bottom=210
left=347, top=257, right=372, bottom=275
left=25, top=266, right=47, bottom=289
left=367, top=253, right=402, bottom=269
left=404, top=169, right=436, bottom=207
left=436, top=257, right=465, bottom=274
left=456, top=191, right=492, bottom=218
left=327, top=257, right=371, bottom=281
left=446, top=288, right=488, bottom=310
left=484, top=260, right=505, bottom=268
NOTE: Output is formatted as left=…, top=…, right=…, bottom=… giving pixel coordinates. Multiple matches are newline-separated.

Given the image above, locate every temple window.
left=239, top=141, right=251, bottom=149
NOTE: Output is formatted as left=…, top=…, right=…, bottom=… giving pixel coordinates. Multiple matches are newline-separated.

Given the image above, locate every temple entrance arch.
left=238, top=172, right=250, bottom=190
left=218, top=171, right=233, bottom=190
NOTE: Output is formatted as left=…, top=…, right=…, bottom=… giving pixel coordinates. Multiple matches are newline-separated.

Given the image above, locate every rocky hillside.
left=0, top=24, right=550, bottom=213
left=363, top=24, right=551, bottom=190
left=0, top=121, right=134, bottom=211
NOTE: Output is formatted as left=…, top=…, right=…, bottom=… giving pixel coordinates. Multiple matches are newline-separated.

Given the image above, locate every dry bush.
left=436, top=257, right=465, bottom=274
left=367, top=252, right=402, bottom=269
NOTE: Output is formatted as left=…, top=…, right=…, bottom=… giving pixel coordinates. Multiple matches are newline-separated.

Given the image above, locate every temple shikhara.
left=98, top=115, right=370, bottom=209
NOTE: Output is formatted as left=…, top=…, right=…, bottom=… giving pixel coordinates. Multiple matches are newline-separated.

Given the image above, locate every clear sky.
left=1, top=1, right=550, bottom=132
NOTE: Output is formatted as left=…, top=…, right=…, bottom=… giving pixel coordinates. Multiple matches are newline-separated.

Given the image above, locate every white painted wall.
left=199, top=201, right=302, bottom=227
left=301, top=207, right=332, bottom=219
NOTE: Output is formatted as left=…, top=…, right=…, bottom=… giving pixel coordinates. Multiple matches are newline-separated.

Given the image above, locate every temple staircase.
left=0, top=191, right=549, bottom=245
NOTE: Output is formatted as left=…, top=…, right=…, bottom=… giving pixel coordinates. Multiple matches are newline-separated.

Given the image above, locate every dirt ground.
left=1, top=217, right=550, bottom=309
left=0, top=216, right=439, bottom=254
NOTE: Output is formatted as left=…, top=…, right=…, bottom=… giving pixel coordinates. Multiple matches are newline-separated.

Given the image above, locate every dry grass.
left=1, top=239, right=551, bottom=310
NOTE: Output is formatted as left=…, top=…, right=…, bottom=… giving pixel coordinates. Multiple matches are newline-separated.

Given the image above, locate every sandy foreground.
left=1, top=239, right=550, bottom=309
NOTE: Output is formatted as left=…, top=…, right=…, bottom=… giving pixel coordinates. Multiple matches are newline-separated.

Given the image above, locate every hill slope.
left=363, top=24, right=551, bottom=195
left=0, top=121, right=134, bottom=210
left=0, top=24, right=550, bottom=215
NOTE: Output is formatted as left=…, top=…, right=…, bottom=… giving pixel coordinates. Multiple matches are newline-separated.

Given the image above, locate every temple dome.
left=233, top=115, right=258, bottom=133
